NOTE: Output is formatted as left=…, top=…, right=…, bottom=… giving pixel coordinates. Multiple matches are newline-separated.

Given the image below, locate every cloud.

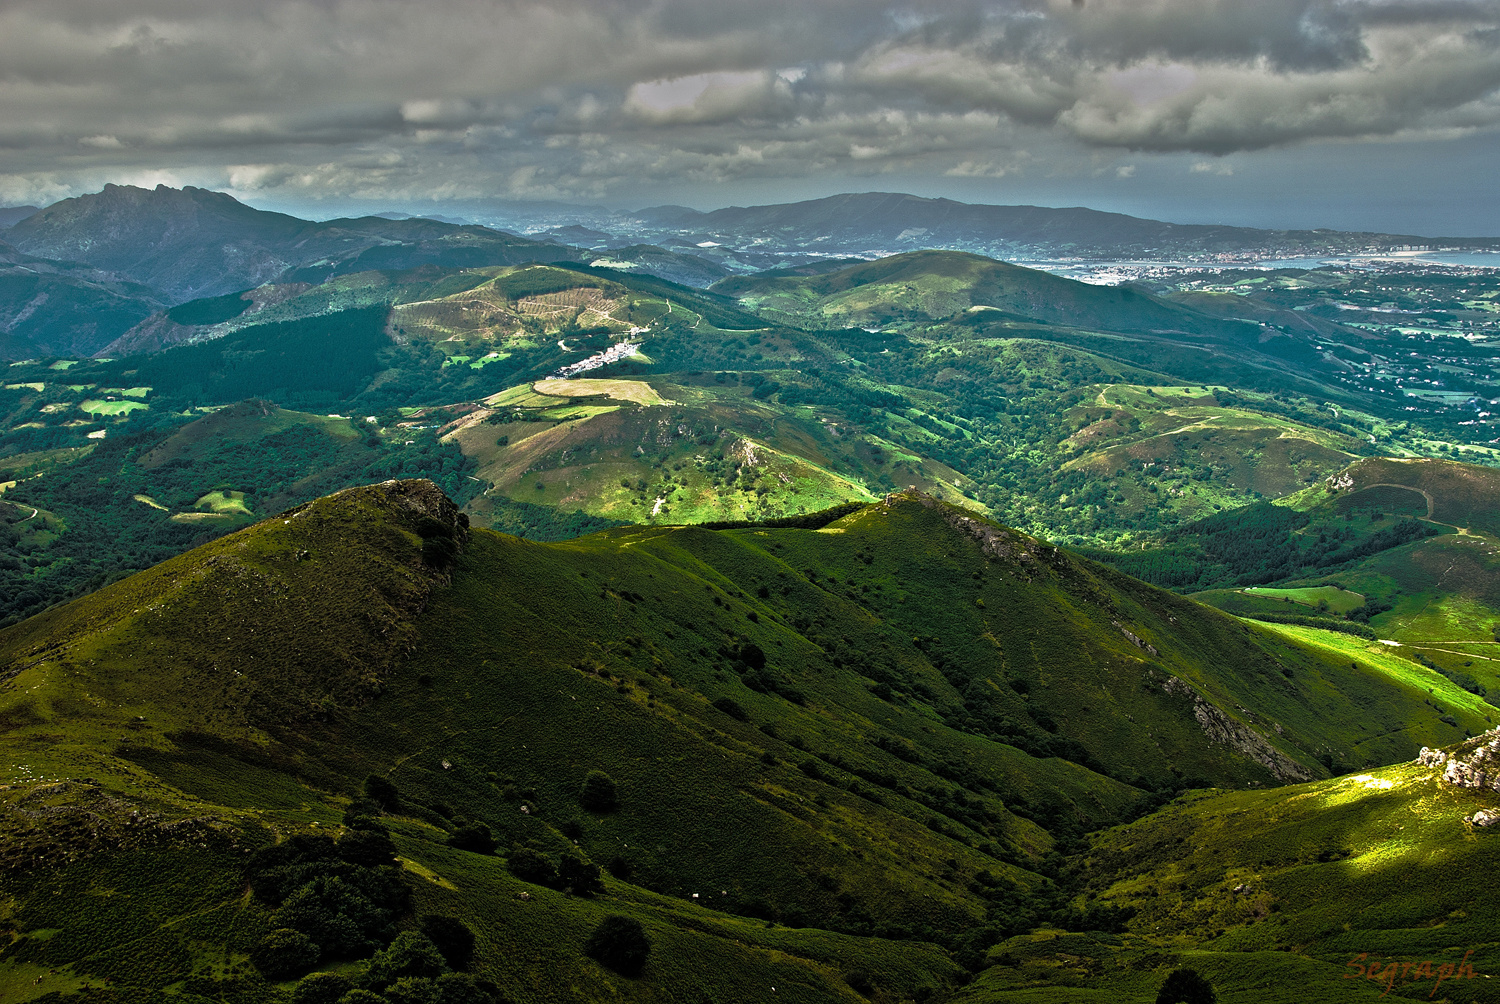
left=1191, top=160, right=1234, bottom=175
left=0, top=0, right=1497, bottom=205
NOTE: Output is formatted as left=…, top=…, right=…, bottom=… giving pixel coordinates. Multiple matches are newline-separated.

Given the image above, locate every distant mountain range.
left=4, top=183, right=1500, bottom=361
left=0, top=205, right=39, bottom=228
left=624, top=191, right=1500, bottom=262
left=9, top=187, right=1500, bottom=308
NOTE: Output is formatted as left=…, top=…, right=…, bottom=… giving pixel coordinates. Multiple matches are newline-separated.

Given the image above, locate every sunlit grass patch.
left=194, top=490, right=252, bottom=515
left=1244, top=585, right=1366, bottom=614
left=79, top=399, right=149, bottom=417
left=533, top=378, right=673, bottom=406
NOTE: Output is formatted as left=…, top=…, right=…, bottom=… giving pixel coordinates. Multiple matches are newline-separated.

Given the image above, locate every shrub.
left=507, top=846, right=558, bottom=886
left=1053, top=901, right=1136, bottom=934
left=419, top=915, right=476, bottom=971
left=364, top=775, right=401, bottom=812
left=292, top=972, right=351, bottom=1004
left=251, top=927, right=320, bottom=980
left=558, top=854, right=605, bottom=896
left=336, top=991, right=388, bottom=1004
left=446, top=823, right=497, bottom=855
left=712, top=696, right=748, bottom=721
left=275, top=874, right=396, bottom=955
left=365, top=931, right=449, bottom=987
left=1157, top=967, right=1216, bottom=1004
left=339, top=828, right=399, bottom=868
left=579, top=770, right=619, bottom=812
left=583, top=915, right=651, bottom=977
left=382, top=978, right=437, bottom=1004
left=378, top=974, right=494, bottom=1004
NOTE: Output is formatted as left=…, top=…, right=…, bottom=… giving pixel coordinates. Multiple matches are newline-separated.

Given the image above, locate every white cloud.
left=1191, top=160, right=1234, bottom=175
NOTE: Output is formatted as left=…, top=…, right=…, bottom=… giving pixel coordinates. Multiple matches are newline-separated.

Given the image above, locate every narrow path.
left=1406, top=645, right=1500, bottom=662
left=1352, top=481, right=1437, bottom=519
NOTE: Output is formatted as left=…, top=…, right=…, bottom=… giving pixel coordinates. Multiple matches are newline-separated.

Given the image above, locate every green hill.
left=961, top=731, right=1500, bottom=1002
left=713, top=251, right=1251, bottom=339
left=0, top=483, right=1492, bottom=1003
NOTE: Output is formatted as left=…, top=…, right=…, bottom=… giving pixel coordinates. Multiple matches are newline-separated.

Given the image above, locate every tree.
left=506, top=846, right=557, bottom=886
left=291, top=972, right=351, bottom=1004
left=420, top=915, right=476, bottom=971
left=712, top=696, right=748, bottom=721
left=364, top=775, right=401, bottom=812
left=579, top=770, right=618, bottom=812
left=1156, top=967, right=1217, bottom=1004
left=383, top=977, right=440, bottom=1004
left=365, top=931, right=449, bottom=987
left=446, top=823, right=496, bottom=855
left=339, top=827, right=399, bottom=868
left=557, top=854, right=605, bottom=896
left=583, top=915, right=651, bottom=977
left=250, top=927, right=320, bottom=980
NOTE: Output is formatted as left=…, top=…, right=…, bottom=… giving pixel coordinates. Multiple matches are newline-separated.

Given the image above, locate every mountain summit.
left=5, top=185, right=577, bottom=303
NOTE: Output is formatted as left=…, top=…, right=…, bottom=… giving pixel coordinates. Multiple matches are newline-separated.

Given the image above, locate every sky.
left=2, top=0, right=1500, bottom=235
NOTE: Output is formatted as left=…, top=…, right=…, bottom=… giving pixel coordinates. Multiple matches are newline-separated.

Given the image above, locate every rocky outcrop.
left=890, top=488, right=1065, bottom=571
left=1160, top=675, right=1313, bottom=782
left=1115, top=621, right=1159, bottom=656
left=1416, top=729, right=1500, bottom=793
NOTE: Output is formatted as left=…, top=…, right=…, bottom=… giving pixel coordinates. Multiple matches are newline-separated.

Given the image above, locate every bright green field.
left=79, top=398, right=150, bottom=416
left=194, top=489, right=253, bottom=515
left=1254, top=622, right=1494, bottom=727
left=1243, top=585, right=1366, bottom=613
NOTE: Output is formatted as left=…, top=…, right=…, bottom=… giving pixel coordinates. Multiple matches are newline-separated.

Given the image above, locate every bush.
left=337, top=991, right=388, bottom=1004
left=446, top=823, right=497, bottom=855
left=1157, top=967, right=1216, bottom=1004
left=507, top=846, right=558, bottom=886
left=433, top=974, right=497, bottom=1004
left=364, top=775, right=401, bottom=812
left=292, top=972, right=352, bottom=1004
left=1053, top=901, right=1136, bottom=934
left=377, top=974, right=494, bottom=1004
left=275, top=874, right=396, bottom=955
left=579, top=770, right=619, bottom=812
left=251, top=927, right=320, bottom=980
left=712, top=696, right=748, bottom=721
left=339, top=828, right=399, bottom=868
left=365, top=931, right=449, bottom=988
left=558, top=854, right=605, bottom=896
left=420, top=915, right=476, bottom=971
left=583, top=915, right=651, bottom=977
left=383, top=977, right=439, bottom=1004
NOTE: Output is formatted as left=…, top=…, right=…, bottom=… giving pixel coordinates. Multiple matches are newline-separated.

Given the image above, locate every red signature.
left=1345, top=951, right=1484, bottom=997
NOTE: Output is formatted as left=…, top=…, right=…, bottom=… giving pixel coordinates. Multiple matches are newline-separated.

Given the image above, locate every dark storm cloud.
left=0, top=0, right=1498, bottom=204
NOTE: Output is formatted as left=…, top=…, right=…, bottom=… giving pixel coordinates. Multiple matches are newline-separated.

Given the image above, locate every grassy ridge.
left=0, top=483, right=1497, bottom=1002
